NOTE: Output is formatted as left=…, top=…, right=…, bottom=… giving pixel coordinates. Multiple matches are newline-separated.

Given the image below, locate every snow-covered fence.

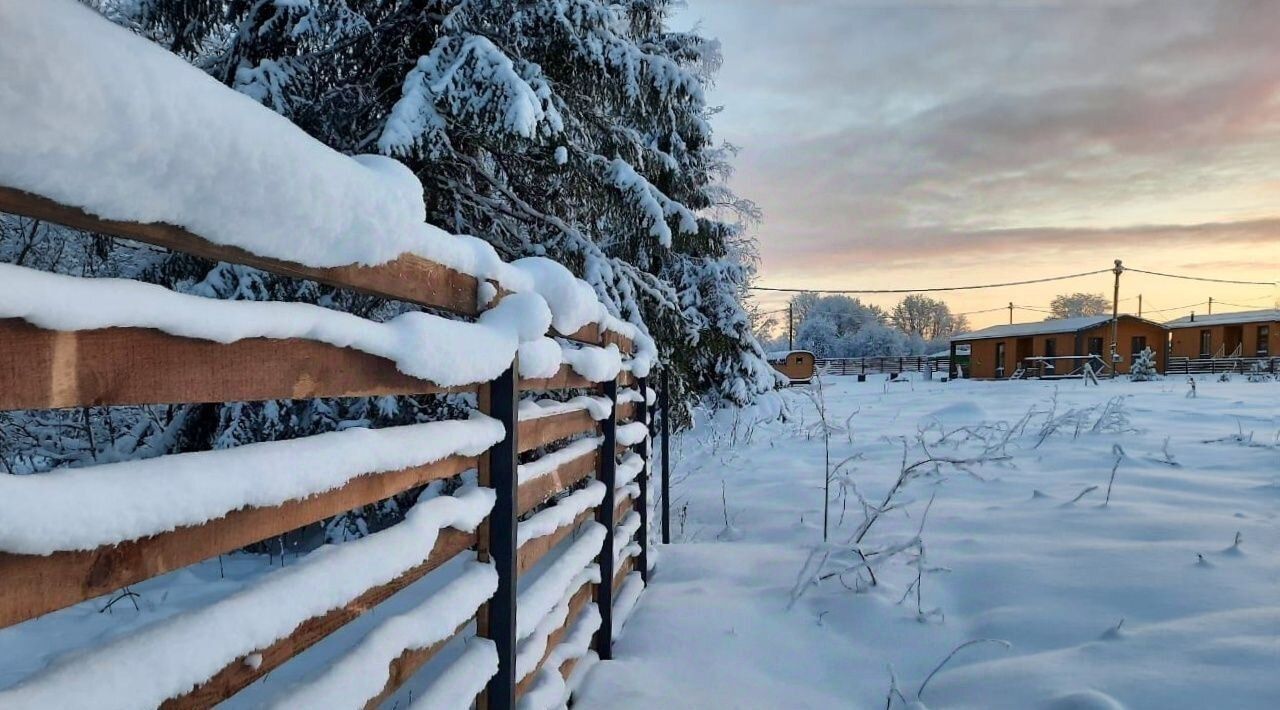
left=1166, top=356, right=1279, bottom=376
left=0, top=4, right=656, bottom=707
left=0, top=195, right=655, bottom=709
left=816, top=356, right=946, bottom=377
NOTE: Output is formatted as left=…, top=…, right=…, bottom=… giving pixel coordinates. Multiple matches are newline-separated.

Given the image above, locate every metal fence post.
left=660, top=369, right=671, bottom=545
left=478, top=364, right=518, bottom=709
left=593, top=377, right=618, bottom=660
left=636, top=376, right=649, bottom=582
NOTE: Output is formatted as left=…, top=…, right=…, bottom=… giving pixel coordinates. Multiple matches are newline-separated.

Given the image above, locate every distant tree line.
left=754, top=290, right=1117, bottom=358
left=754, top=293, right=969, bottom=358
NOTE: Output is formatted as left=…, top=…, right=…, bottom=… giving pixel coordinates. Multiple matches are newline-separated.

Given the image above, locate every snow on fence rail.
left=0, top=4, right=654, bottom=707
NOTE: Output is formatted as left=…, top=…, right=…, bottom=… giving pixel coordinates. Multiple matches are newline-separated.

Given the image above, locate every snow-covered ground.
left=579, top=374, right=1280, bottom=709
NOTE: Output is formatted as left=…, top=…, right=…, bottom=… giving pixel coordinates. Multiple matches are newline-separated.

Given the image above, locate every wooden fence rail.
left=1166, top=356, right=1279, bottom=376
left=815, top=356, right=948, bottom=377
left=0, top=186, right=655, bottom=708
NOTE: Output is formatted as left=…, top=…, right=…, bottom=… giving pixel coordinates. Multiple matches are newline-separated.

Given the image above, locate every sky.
left=673, top=0, right=1280, bottom=329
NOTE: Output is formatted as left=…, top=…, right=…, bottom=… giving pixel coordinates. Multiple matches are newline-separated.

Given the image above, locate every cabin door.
left=1223, top=326, right=1243, bottom=357
left=1015, top=338, right=1033, bottom=371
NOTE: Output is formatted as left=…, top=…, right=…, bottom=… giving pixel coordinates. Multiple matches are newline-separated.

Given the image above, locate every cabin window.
left=794, top=356, right=804, bottom=364
left=1199, top=330, right=1212, bottom=357
left=1259, top=326, right=1271, bottom=357
left=1087, top=337, right=1103, bottom=355
left=1130, top=335, right=1146, bottom=357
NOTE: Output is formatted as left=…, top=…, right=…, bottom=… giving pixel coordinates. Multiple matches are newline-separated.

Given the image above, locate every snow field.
left=577, top=375, right=1280, bottom=709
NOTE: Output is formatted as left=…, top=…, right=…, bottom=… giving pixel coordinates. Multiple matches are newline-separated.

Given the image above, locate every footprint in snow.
left=1043, top=689, right=1126, bottom=710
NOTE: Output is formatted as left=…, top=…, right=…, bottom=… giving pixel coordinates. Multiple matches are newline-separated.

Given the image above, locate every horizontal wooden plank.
left=362, top=622, right=471, bottom=710
left=559, top=656, right=582, bottom=691
left=0, top=186, right=481, bottom=317
left=518, top=450, right=600, bottom=517
left=614, top=495, right=634, bottom=526
left=517, top=509, right=595, bottom=577
left=518, top=365, right=598, bottom=392
left=0, top=187, right=626, bottom=347
left=518, top=410, right=598, bottom=453
left=0, top=454, right=476, bottom=629
left=615, top=400, right=637, bottom=422
left=161, top=528, right=475, bottom=709
left=515, top=579, right=594, bottom=697
left=0, top=318, right=466, bottom=411
left=613, top=556, right=635, bottom=595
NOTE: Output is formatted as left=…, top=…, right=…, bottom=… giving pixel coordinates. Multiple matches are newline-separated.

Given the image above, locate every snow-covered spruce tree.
left=1130, top=347, right=1158, bottom=381
left=109, top=0, right=776, bottom=409
left=2, top=2, right=774, bottom=532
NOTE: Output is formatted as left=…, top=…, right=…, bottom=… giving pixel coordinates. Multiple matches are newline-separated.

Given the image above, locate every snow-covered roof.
left=927, top=349, right=951, bottom=359
left=952, top=315, right=1114, bottom=341
left=1164, top=308, right=1280, bottom=328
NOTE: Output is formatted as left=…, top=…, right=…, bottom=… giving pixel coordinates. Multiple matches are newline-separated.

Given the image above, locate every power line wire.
left=751, top=264, right=1273, bottom=295
left=955, top=306, right=1008, bottom=316
left=1124, top=267, right=1275, bottom=286
left=1213, top=300, right=1277, bottom=310
left=748, top=268, right=1111, bottom=294
left=1137, top=300, right=1206, bottom=315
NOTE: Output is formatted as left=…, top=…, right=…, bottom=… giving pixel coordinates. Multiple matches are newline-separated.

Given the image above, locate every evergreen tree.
left=1130, top=347, right=1158, bottom=381
left=109, top=0, right=774, bottom=407
left=3, top=2, right=774, bottom=536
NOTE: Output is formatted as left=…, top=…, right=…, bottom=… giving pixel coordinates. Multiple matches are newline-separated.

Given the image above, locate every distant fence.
left=816, top=356, right=947, bottom=377
left=1166, top=356, right=1280, bottom=375
left=0, top=185, right=655, bottom=706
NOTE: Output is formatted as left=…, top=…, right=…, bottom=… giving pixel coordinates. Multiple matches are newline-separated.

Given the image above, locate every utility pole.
left=1110, top=259, right=1123, bottom=378
left=1208, top=297, right=1213, bottom=315
left=1138, top=294, right=1142, bottom=318
left=787, top=302, right=794, bottom=350
left=1008, top=302, right=1014, bottom=325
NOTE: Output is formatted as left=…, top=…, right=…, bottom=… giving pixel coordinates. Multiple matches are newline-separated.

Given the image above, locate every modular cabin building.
left=1165, top=309, right=1279, bottom=359
left=950, top=315, right=1169, bottom=379
left=767, top=349, right=816, bottom=384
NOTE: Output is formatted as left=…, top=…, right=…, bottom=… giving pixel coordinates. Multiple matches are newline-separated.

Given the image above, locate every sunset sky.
left=676, top=0, right=1280, bottom=330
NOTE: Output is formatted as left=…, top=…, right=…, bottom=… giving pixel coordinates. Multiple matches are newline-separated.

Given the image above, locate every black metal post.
left=660, top=369, right=671, bottom=545
left=636, top=376, right=649, bottom=582
left=480, top=365, right=518, bottom=709
left=593, top=378, right=618, bottom=660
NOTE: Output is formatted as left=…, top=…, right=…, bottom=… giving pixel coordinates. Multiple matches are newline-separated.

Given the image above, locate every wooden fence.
left=1166, top=356, right=1280, bottom=376
left=815, top=356, right=947, bottom=377
left=0, top=186, right=654, bottom=708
